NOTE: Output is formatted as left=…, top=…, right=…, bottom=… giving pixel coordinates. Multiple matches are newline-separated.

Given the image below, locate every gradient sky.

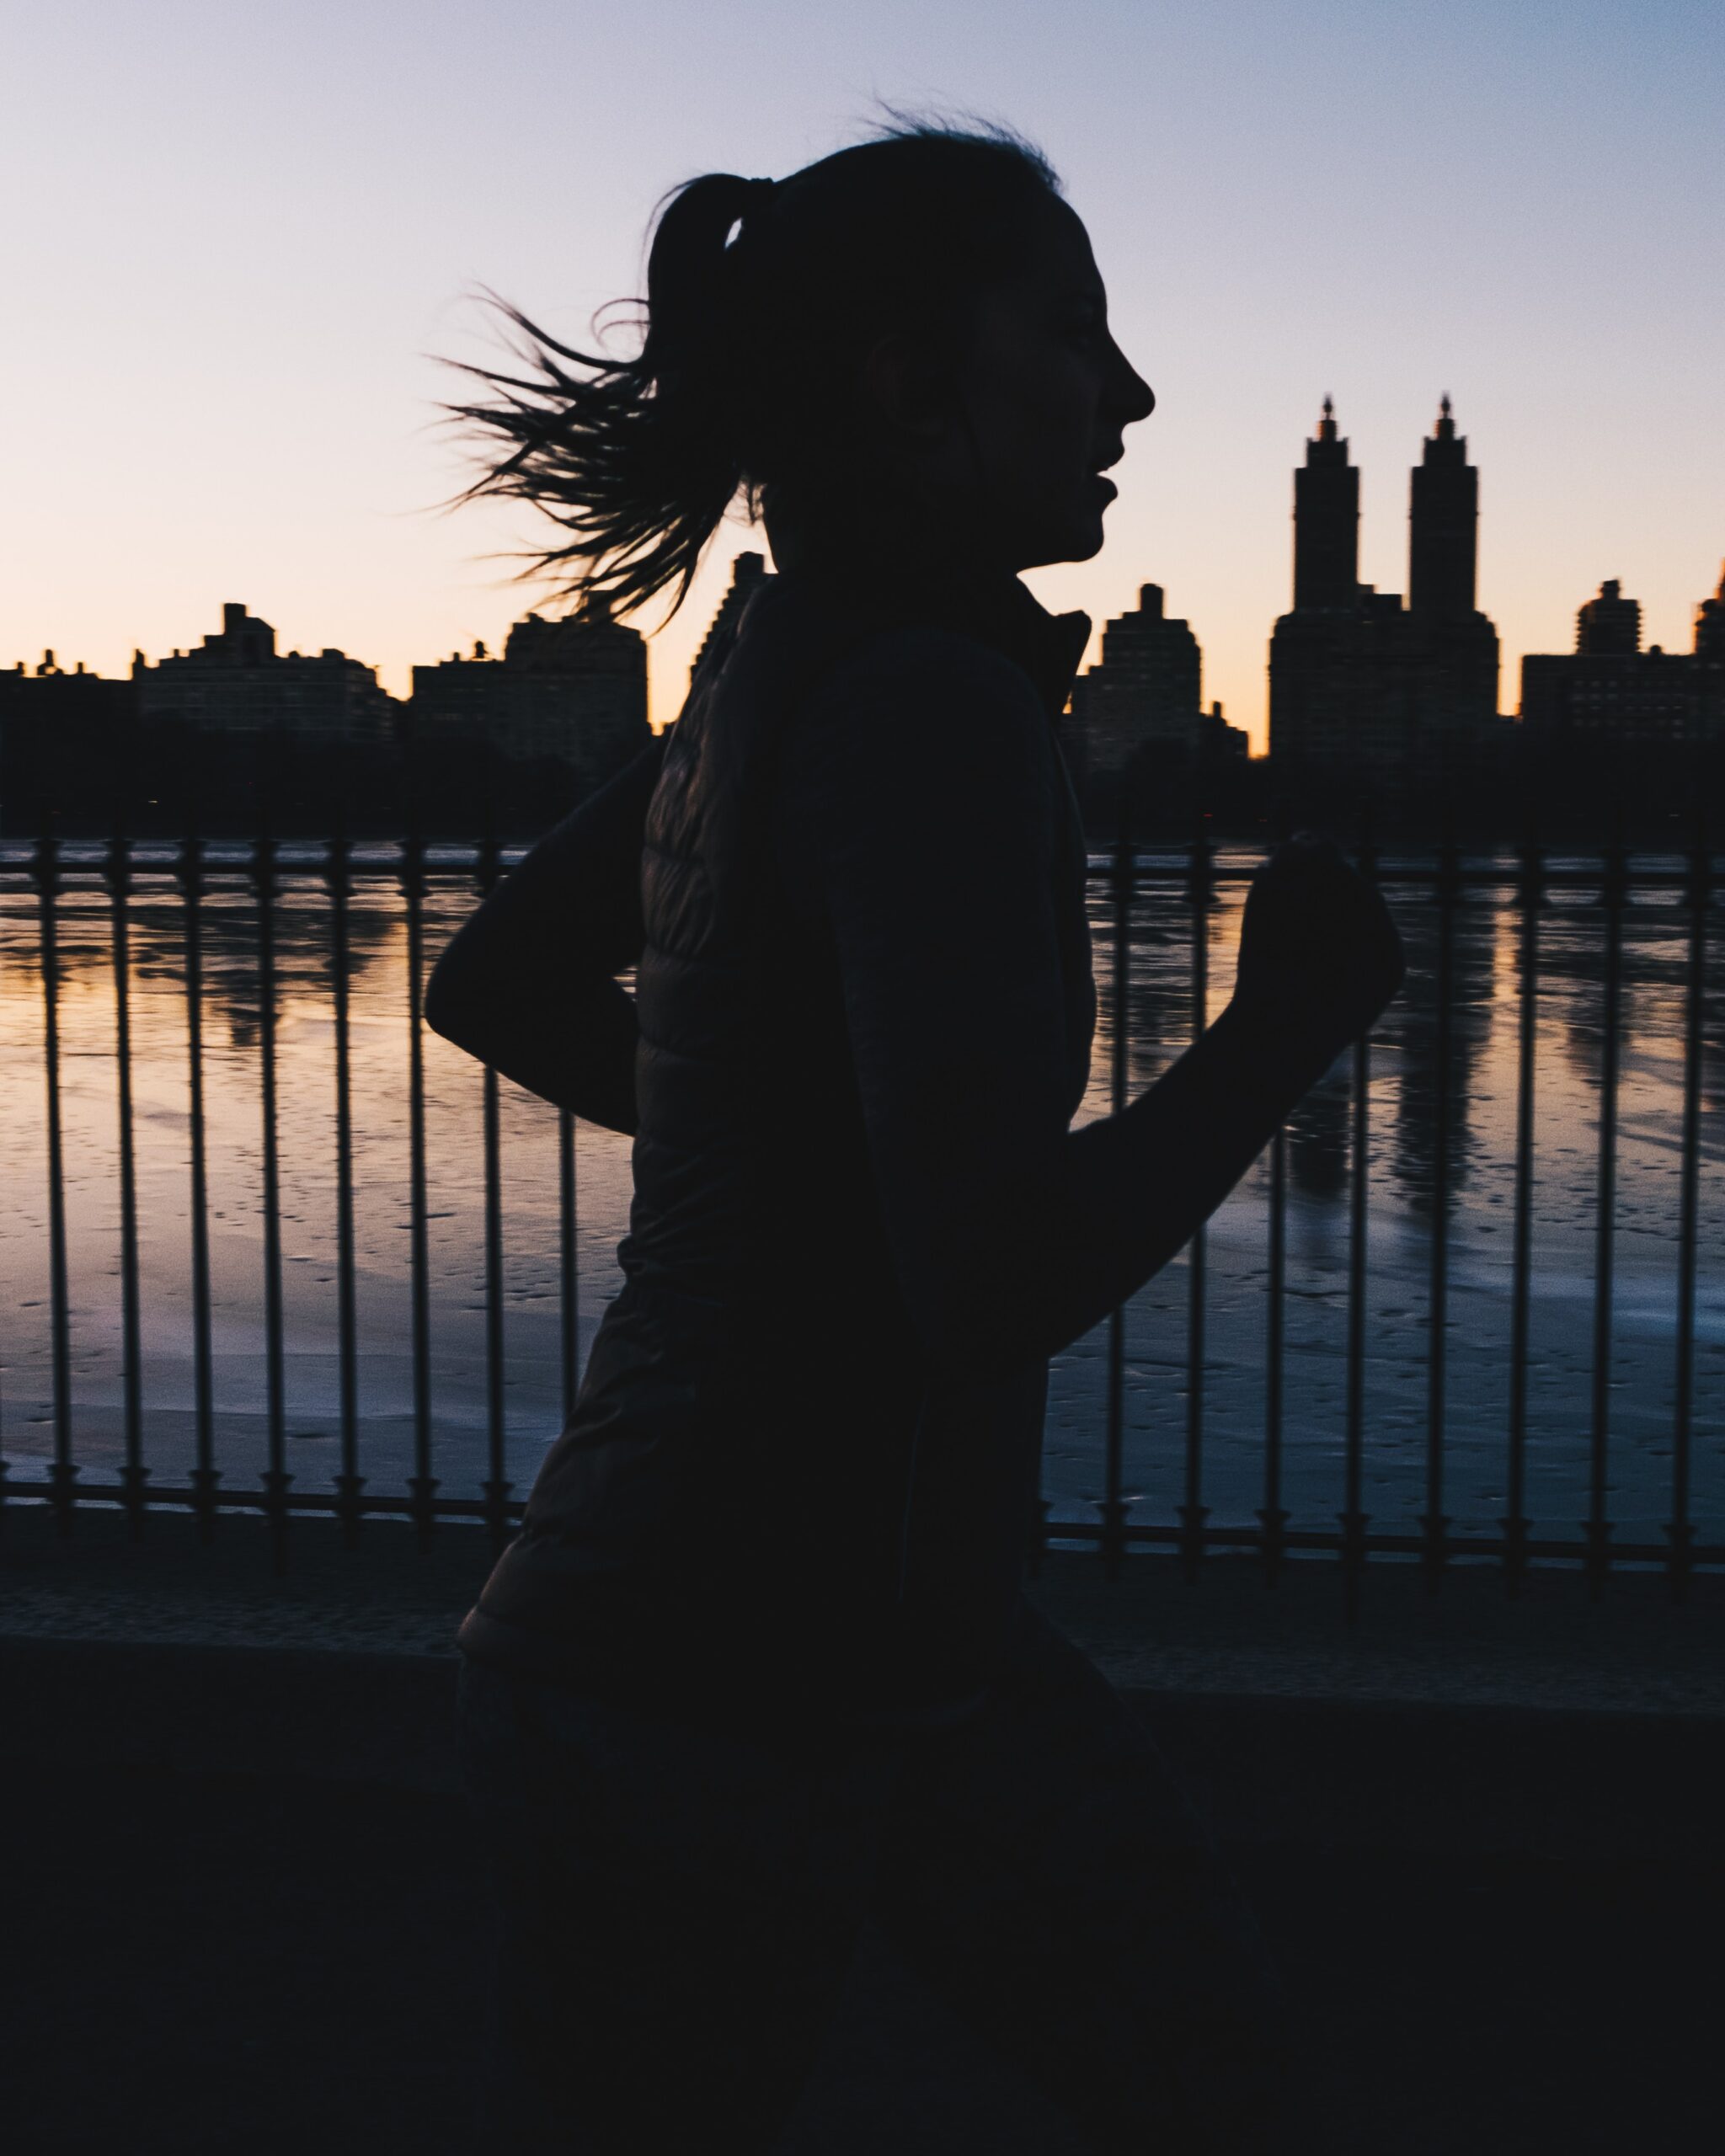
left=4, top=0, right=1721, bottom=747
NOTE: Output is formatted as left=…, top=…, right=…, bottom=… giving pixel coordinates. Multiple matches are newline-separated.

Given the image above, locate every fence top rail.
left=0, top=839, right=524, bottom=882
left=2, top=836, right=1720, bottom=891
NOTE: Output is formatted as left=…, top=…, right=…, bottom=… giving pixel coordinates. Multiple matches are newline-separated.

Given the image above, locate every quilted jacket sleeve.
left=425, top=738, right=665, bottom=1134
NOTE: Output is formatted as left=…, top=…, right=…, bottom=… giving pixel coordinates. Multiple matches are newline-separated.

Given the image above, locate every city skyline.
left=8, top=403, right=1719, bottom=775
left=6, top=2, right=1721, bottom=753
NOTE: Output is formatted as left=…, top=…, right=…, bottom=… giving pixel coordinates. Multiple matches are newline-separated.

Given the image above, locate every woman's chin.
left=1062, top=513, right=1108, bottom=564
left=1019, top=516, right=1104, bottom=570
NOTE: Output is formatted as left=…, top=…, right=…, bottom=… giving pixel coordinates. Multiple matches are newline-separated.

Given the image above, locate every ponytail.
left=445, top=171, right=771, bottom=619
left=446, top=124, right=1058, bottom=620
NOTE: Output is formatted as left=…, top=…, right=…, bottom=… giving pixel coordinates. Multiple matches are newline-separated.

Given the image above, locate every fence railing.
left=0, top=830, right=1717, bottom=1601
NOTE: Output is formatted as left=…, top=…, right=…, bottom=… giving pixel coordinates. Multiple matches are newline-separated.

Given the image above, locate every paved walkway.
left=5, top=1511, right=1722, bottom=2152
left=6, top=1504, right=1722, bottom=1718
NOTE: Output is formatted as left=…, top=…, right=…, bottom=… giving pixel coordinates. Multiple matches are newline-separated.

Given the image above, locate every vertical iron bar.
left=0, top=1226, right=6, bottom=1529
left=482, top=1061, right=510, bottom=1549
left=476, top=829, right=511, bottom=1550
left=328, top=835, right=363, bottom=1546
left=34, top=839, right=75, bottom=1533
left=180, top=840, right=218, bottom=1539
left=0, top=1070, right=6, bottom=1529
left=1504, top=834, right=1541, bottom=1593
left=107, top=839, right=147, bottom=1536
left=1342, top=1029, right=1370, bottom=1621
left=1259, top=1123, right=1289, bottom=1583
left=1101, top=807, right=1131, bottom=1577
left=402, top=832, right=437, bottom=1547
left=1585, top=843, right=1626, bottom=1598
left=1422, top=836, right=1458, bottom=1590
left=1340, top=827, right=1376, bottom=1621
left=255, top=839, right=290, bottom=1573
left=1667, top=823, right=1708, bottom=1603
left=558, top=1108, right=579, bottom=1427
left=1180, top=818, right=1211, bottom=1578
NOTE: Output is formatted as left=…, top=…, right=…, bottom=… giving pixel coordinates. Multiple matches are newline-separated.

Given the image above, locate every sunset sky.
left=4, top=0, right=1721, bottom=749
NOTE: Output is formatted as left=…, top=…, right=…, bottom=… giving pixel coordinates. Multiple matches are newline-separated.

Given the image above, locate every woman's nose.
left=1109, top=343, right=1154, bottom=424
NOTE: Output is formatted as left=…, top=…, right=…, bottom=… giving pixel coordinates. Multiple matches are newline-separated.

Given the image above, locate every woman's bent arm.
left=778, top=643, right=1348, bottom=1375
left=424, top=739, right=665, bottom=1134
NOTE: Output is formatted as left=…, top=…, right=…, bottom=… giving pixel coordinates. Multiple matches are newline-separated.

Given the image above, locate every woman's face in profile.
left=950, top=197, right=1154, bottom=572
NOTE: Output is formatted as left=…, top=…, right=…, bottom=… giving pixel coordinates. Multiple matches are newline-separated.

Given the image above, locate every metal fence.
left=1, top=829, right=1717, bottom=1602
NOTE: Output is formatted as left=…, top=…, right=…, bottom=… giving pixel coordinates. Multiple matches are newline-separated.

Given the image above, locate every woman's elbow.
left=424, top=937, right=489, bottom=1053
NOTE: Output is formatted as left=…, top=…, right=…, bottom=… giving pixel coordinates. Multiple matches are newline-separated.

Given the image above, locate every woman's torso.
left=457, top=568, right=1096, bottom=1721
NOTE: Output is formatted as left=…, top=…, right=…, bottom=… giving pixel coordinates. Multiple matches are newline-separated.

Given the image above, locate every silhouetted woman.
left=430, top=122, right=1402, bottom=2155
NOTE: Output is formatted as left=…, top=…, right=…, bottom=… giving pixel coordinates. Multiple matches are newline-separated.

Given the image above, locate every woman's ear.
left=860, top=331, right=953, bottom=446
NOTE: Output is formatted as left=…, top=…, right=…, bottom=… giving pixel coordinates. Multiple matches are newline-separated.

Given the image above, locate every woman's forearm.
left=444, top=976, right=641, bottom=1134
left=1029, top=999, right=1336, bottom=1362
left=901, top=998, right=1338, bottom=1376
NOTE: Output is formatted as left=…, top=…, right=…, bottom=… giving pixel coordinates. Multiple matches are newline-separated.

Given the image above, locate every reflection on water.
left=2, top=847, right=1723, bottom=1549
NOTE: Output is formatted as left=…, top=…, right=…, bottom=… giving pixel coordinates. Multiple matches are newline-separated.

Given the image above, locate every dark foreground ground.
left=5, top=1520, right=1723, bottom=2154
left=8, top=1742, right=1720, bottom=2156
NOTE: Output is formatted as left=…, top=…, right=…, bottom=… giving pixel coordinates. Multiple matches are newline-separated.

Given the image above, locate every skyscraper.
left=1293, top=397, right=1359, bottom=611
left=1408, top=396, right=1477, bottom=620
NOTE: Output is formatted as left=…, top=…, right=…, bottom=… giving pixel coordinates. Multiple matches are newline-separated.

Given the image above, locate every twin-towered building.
left=1268, top=397, right=1502, bottom=782
left=1268, top=396, right=1725, bottom=783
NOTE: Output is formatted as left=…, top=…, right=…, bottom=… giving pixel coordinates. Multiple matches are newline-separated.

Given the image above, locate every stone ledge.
left=5, top=1502, right=1722, bottom=1716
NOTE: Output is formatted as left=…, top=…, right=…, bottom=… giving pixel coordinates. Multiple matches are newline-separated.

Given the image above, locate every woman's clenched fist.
left=1230, top=833, right=1406, bottom=1057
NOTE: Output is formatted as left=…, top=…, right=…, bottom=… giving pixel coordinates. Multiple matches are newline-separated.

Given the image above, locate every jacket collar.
left=778, top=559, right=1091, bottom=723
left=979, top=579, right=1093, bottom=721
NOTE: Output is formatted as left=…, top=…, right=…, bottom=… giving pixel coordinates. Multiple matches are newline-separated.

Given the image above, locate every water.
left=3, top=844, right=1723, bottom=1552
